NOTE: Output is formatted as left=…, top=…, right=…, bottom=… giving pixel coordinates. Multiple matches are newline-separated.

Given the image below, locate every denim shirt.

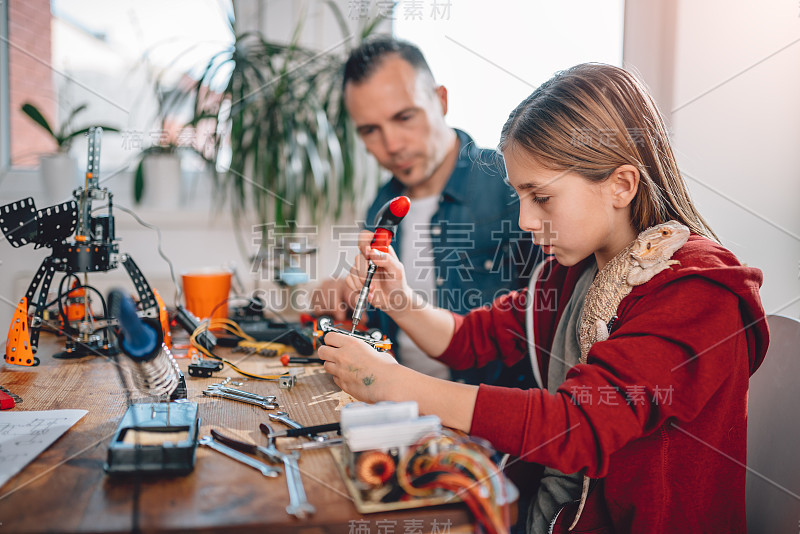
left=365, top=129, right=541, bottom=387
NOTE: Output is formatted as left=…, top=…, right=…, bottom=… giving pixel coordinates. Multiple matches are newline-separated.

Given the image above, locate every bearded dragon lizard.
left=578, top=220, right=690, bottom=364
left=565, top=221, right=690, bottom=531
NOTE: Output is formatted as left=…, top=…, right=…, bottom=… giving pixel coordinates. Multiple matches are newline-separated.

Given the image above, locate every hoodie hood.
left=626, top=234, right=769, bottom=375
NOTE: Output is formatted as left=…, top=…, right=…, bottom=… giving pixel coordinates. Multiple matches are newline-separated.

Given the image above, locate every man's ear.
left=609, top=164, right=640, bottom=208
left=436, top=85, right=448, bottom=116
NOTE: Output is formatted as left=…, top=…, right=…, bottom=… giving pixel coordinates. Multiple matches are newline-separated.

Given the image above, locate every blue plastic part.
left=118, top=294, right=157, bottom=359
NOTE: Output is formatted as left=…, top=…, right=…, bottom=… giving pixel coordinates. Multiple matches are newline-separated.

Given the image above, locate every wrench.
left=281, top=450, right=316, bottom=519
left=203, top=389, right=279, bottom=410
left=209, top=384, right=276, bottom=403
left=198, top=436, right=281, bottom=477
left=260, top=423, right=316, bottom=519
left=268, top=411, right=327, bottom=442
left=268, top=411, right=304, bottom=430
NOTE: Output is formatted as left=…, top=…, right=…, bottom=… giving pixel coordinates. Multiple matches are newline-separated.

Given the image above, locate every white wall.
left=625, top=0, right=800, bottom=318
left=395, top=0, right=625, bottom=149
left=674, top=0, right=800, bottom=318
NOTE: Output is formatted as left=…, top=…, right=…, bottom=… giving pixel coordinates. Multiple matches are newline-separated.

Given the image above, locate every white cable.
left=113, top=204, right=181, bottom=307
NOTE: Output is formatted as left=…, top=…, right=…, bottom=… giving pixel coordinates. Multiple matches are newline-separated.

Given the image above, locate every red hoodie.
left=437, top=235, right=769, bottom=533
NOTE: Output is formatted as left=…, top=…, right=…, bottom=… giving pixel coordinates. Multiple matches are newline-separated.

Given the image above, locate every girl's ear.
left=610, top=164, right=640, bottom=208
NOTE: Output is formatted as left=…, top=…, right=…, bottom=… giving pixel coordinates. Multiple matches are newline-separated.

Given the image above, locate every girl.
left=319, top=63, right=768, bottom=533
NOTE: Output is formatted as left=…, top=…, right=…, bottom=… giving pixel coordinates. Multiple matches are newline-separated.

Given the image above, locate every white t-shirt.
left=396, top=194, right=451, bottom=380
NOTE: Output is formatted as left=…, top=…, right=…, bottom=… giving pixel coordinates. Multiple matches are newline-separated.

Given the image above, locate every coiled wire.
left=121, top=343, right=180, bottom=398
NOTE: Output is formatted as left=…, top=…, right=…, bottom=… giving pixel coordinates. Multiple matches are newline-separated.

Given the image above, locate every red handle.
left=370, top=196, right=410, bottom=253
left=371, top=228, right=394, bottom=253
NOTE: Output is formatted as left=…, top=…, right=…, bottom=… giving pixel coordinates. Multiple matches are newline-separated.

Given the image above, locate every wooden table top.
left=0, top=334, right=472, bottom=533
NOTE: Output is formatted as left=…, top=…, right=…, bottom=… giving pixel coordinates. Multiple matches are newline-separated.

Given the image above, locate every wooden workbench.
left=0, top=334, right=473, bottom=533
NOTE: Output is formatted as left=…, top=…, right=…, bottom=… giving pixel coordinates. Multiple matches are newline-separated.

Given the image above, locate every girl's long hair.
left=499, top=63, right=718, bottom=241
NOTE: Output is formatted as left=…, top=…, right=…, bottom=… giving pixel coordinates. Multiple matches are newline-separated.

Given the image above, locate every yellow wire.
left=206, top=318, right=256, bottom=341
left=189, top=319, right=290, bottom=381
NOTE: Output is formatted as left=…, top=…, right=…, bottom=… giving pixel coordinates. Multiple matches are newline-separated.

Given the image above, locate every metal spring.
left=123, top=343, right=180, bottom=398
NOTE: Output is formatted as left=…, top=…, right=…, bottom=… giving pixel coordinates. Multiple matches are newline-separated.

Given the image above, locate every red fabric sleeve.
left=435, top=289, right=530, bottom=370
left=469, top=276, right=747, bottom=478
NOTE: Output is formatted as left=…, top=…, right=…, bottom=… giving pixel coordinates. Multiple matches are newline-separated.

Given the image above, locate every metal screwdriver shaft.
left=351, top=260, right=377, bottom=333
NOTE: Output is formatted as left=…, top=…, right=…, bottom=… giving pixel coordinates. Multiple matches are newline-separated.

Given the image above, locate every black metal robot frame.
left=1, top=127, right=159, bottom=361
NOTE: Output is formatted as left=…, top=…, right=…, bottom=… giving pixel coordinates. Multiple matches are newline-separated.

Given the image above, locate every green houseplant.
left=132, top=143, right=183, bottom=207
left=187, top=4, right=384, bottom=233
left=21, top=102, right=119, bottom=203
left=21, top=102, right=119, bottom=153
left=131, top=74, right=206, bottom=206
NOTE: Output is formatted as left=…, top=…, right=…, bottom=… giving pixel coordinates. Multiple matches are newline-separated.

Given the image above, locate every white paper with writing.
left=0, top=409, right=88, bottom=490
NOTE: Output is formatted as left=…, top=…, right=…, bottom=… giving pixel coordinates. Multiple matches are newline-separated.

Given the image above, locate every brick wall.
left=8, top=0, right=56, bottom=167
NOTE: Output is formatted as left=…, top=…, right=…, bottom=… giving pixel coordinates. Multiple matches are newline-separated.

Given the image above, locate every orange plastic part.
left=153, top=289, right=172, bottom=348
left=65, top=281, right=86, bottom=323
left=6, top=297, right=38, bottom=366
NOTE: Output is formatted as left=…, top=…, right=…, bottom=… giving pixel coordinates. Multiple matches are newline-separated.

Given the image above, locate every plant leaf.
left=361, top=12, right=387, bottom=39
left=62, top=103, right=88, bottom=133
left=321, top=0, right=352, bottom=47
left=61, top=125, right=121, bottom=152
left=21, top=103, right=56, bottom=138
left=134, top=158, right=145, bottom=203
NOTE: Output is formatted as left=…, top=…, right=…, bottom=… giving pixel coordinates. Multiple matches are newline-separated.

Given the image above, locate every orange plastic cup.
left=181, top=270, right=232, bottom=321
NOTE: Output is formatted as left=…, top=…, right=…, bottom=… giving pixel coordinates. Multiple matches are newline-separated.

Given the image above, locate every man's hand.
left=318, top=331, right=401, bottom=403
left=310, top=277, right=352, bottom=322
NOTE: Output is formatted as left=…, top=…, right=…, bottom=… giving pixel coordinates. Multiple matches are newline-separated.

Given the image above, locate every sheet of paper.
left=0, top=409, right=88, bottom=489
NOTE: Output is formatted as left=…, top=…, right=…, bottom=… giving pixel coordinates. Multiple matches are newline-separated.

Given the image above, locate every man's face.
left=344, top=55, right=451, bottom=189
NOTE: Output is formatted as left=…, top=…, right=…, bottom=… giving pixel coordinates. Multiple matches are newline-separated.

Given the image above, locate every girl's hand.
left=317, top=331, right=401, bottom=403
left=344, top=230, right=414, bottom=315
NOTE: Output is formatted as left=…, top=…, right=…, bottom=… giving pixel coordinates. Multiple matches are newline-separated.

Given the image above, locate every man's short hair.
left=343, top=36, right=434, bottom=89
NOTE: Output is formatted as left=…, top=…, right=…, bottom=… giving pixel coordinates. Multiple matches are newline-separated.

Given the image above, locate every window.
left=395, top=0, right=624, bottom=148
left=3, top=0, right=233, bottom=172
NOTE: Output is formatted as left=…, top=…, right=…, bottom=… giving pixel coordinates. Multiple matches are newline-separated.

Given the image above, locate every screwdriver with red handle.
left=350, top=196, right=411, bottom=333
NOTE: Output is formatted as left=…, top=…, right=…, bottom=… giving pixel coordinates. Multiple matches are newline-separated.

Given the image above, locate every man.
left=314, top=37, right=539, bottom=386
